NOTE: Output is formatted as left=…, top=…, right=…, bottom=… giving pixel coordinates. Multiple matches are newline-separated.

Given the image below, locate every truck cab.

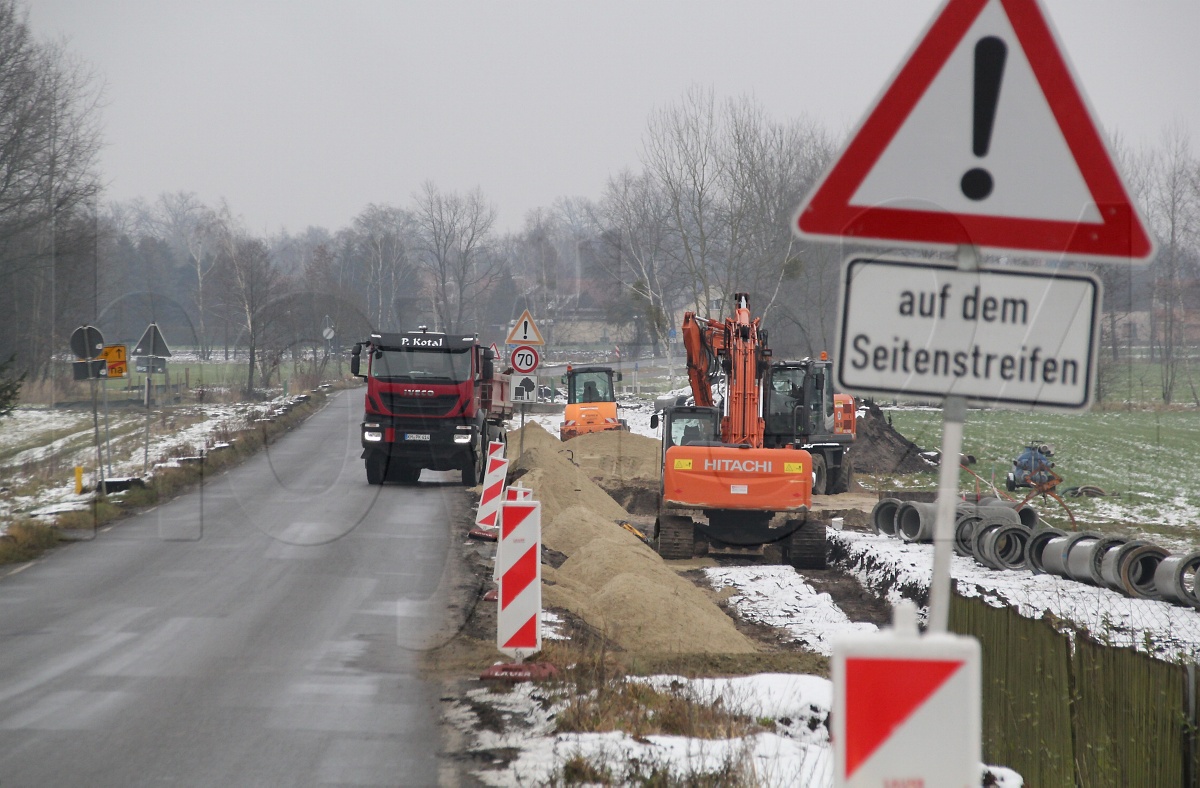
left=352, top=329, right=511, bottom=486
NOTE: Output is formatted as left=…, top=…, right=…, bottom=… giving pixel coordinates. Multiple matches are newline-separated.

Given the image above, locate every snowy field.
left=0, top=395, right=312, bottom=530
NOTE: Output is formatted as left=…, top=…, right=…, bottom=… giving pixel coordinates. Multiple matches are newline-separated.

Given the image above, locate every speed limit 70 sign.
left=511, top=345, right=540, bottom=375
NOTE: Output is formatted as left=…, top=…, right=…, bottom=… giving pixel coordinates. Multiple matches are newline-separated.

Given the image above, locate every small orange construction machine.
left=559, top=365, right=629, bottom=441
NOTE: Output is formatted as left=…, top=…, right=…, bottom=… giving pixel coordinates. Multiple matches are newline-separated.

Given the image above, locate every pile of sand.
left=543, top=506, right=755, bottom=654
left=503, top=421, right=756, bottom=654
left=563, top=429, right=662, bottom=484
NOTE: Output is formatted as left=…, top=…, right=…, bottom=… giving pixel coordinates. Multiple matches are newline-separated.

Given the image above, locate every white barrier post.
left=505, top=483, right=533, bottom=501
left=832, top=603, right=980, bottom=786
left=496, top=500, right=541, bottom=661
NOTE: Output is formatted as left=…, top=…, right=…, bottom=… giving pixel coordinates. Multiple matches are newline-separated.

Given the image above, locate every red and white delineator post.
left=495, top=500, right=541, bottom=660
left=833, top=603, right=980, bottom=787
left=474, top=441, right=508, bottom=530
left=505, top=483, right=532, bottom=502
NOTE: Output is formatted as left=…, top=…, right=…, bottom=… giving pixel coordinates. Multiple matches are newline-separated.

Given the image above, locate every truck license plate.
left=404, top=433, right=431, bottom=441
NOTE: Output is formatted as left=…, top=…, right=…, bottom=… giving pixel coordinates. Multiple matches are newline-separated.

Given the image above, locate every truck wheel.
left=365, top=453, right=386, bottom=485
left=829, top=455, right=854, bottom=494
left=655, top=514, right=695, bottom=560
left=811, top=454, right=828, bottom=496
left=461, top=441, right=484, bottom=487
left=785, top=519, right=827, bottom=570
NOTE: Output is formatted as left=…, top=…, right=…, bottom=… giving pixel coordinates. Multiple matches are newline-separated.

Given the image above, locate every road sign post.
left=510, top=345, right=540, bottom=376
left=833, top=605, right=981, bottom=786
left=794, top=0, right=1154, bottom=264
left=836, top=256, right=1100, bottom=410
left=505, top=310, right=545, bottom=346
left=496, top=500, right=542, bottom=661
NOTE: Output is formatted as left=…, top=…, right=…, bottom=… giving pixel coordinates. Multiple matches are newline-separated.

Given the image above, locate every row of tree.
left=1, top=0, right=1198, bottom=402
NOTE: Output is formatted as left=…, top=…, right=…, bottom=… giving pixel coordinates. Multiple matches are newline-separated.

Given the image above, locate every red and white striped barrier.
left=474, top=441, right=508, bottom=529
left=505, top=483, right=532, bottom=502
left=496, top=500, right=541, bottom=659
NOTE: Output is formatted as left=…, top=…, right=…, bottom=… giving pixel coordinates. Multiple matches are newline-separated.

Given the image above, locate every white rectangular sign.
left=837, top=257, right=1100, bottom=410
left=833, top=630, right=981, bottom=787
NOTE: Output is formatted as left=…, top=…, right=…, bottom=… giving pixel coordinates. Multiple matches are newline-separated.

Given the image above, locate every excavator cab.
left=559, top=366, right=629, bottom=441
left=762, top=357, right=856, bottom=495
left=654, top=406, right=722, bottom=452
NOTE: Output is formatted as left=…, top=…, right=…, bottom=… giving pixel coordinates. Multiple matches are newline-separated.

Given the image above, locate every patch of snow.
left=704, top=566, right=877, bottom=655
left=831, top=529, right=1200, bottom=662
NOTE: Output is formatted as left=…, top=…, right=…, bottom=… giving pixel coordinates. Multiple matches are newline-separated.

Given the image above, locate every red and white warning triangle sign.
left=796, top=0, right=1154, bottom=263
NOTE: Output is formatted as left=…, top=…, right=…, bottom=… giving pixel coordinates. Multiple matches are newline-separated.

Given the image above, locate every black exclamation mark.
left=960, top=36, right=1007, bottom=201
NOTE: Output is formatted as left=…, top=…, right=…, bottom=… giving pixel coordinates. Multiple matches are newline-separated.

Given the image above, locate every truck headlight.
left=364, top=430, right=383, bottom=442
left=452, top=433, right=472, bottom=444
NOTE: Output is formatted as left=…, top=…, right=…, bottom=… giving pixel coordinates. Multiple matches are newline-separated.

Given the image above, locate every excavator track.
left=784, top=518, right=827, bottom=570
left=656, top=514, right=695, bottom=560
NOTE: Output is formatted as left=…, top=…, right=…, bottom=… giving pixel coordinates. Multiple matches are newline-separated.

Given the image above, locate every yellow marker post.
left=74, top=466, right=83, bottom=495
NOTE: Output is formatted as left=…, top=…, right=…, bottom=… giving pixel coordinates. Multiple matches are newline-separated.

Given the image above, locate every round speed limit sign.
left=510, top=344, right=540, bottom=375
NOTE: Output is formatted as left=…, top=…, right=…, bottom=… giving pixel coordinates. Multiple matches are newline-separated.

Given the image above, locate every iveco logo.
left=400, top=389, right=436, bottom=397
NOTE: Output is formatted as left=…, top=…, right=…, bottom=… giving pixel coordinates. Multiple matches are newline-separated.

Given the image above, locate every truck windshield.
left=371, top=348, right=470, bottom=382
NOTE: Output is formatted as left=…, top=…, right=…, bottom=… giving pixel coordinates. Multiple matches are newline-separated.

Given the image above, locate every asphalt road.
left=0, top=390, right=471, bottom=787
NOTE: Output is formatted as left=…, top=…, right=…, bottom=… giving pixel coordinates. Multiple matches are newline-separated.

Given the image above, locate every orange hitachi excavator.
left=650, top=293, right=853, bottom=567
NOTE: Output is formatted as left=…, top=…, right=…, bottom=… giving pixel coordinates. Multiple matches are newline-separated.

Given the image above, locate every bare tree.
left=1145, top=124, right=1199, bottom=403
left=597, top=168, right=682, bottom=355
left=353, top=203, right=416, bottom=331
left=411, top=182, right=499, bottom=333
left=0, top=1, right=103, bottom=378
left=214, top=212, right=286, bottom=395
left=151, top=192, right=221, bottom=358
left=642, top=85, right=726, bottom=315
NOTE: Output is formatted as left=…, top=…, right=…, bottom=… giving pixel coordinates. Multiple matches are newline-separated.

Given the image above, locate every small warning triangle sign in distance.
left=844, top=657, right=964, bottom=778
left=505, top=310, right=545, bottom=345
left=795, top=0, right=1154, bottom=264
left=133, top=322, right=172, bottom=357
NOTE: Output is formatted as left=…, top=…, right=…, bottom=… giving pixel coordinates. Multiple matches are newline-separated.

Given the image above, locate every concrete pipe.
left=954, top=512, right=984, bottom=557
left=1154, top=551, right=1200, bottom=609
left=1116, top=543, right=1170, bottom=599
left=1040, top=532, right=1101, bottom=579
left=897, top=500, right=941, bottom=543
left=974, top=497, right=1039, bottom=528
left=976, top=522, right=1031, bottom=571
left=1064, top=534, right=1104, bottom=583
left=954, top=505, right=1019, bottom=557
left=1099, top=540, right=1154, bottom=593
left=1065, top=534, right=1127, bottom=586
left=871, top=498, right=902, bottom=536
left=1025, top=527, right=1068, bottom=574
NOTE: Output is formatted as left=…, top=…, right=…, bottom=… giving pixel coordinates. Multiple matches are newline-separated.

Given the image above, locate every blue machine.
left=1006, top=443, right=1057, bottom=492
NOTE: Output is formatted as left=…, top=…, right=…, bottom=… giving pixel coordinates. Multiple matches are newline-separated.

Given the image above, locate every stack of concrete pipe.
left=868, top=496, right=1199, bottom=609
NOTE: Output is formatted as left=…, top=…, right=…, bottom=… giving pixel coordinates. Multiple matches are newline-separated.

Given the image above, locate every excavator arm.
left=679, top=293, right=769, bottom=448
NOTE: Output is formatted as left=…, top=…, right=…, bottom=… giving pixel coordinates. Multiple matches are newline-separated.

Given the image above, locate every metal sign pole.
left=89, top=375, right=106, bottom=495
left=102, top=376, right=113, bottom=477
left=143, top=375, right=152, bottom=474
left=928, top=244, right=980, bottom=634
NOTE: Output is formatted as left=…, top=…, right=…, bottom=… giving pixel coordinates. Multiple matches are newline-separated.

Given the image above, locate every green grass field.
left=883, top=406, right=1200, bottom=547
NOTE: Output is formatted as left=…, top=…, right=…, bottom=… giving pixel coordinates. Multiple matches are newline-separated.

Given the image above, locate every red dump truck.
left=351, top=329, right=513, bottom=485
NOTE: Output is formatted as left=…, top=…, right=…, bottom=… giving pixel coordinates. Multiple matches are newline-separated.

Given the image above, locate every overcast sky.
left=28, top=1, right=1200, bottom=236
